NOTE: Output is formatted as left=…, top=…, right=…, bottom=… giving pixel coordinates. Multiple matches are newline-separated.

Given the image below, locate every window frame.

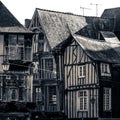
left=79, top=65, right=86, bottom=78
left=103, top=87, right=112, bottom=111
left=78, top=90, right=88, bottom=111
left=6, top=34, right=25, bottom=60
left=101, top=63, right=111, bottom=76
left=49, top=86, right=57, bottom=105
left=41, top=57, right=54, bottom=79
left=35, top=87, right=42, bottom=102
left=0, top=76, right=2, bottom=100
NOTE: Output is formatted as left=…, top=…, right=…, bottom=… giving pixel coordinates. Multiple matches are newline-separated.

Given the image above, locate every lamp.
left=2, top=62, right=10, bottom=71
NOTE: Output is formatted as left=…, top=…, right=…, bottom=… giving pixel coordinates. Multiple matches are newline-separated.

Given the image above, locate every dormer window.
left=100, top=63, right=111, bottom=76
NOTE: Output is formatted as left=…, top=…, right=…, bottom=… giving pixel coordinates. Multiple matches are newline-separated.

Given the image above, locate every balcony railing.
left=47, top=105, right=57, bottom=112
left=35, top=103, right=58, bottom=112
left=41, top=71, right=56, bottom=80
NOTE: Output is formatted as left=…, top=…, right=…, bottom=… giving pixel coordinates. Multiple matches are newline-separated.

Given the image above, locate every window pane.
left=18, top=47, right=24, bottom=60
left=80, top=98, right=83, bottom=110
left=101, top=63, right=111, bottom=76
left=79, top=65, right=86, bottom=77
left=78, top=90, right=88, bottom=111
left=84, top=98, right=87, bottom=110
left=83, top=66, right=86, bottom=76
left=19, top=88, right=24, bottom=101
left=42, top=58, right=53, bottom=79
left=79, top=91, right=83, bottom=97
left=25, top=39, right=32, bottom=47
left=49, top=86, right=56, bottom=105
left=18, top=35, right=24, bottom=45
left=8, top=46, right=17, bottom=59
left=8, top=35, right=17, bottom=45
left=11, top=89, right=17, bottom=100
left=80, top=67, right=82, bottom=76
left=103, top=88, right=111, bottom=111
left=25, top=47, right=32, bottom=61
left=36, top=87, right=42, bottom=102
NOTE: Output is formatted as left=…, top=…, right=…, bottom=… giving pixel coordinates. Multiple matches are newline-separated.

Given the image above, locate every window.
left=24, top=38, right=32, bottom=61
left=6, top=34, right=25, bottom=60
left=19, top=88, right=24, bottom=101
left=78, top=90, right=88, bottom=111
left=103, top=88, right=111, bottom=111
left=18, top=35, right=24, bottom=45
left=78, top=78, right=85, bottom=85
left=38, top=33, right=44, bottom=52
left=0, top=76, right=2, bottom=100
left=78, top=65, right=86, bottom=85
left=8, top=35, right=17, bottom=59
left=33, top=34, right=38, bottom=53
left=101, top=63, right=111, bottom=76
left=49, top=86, right=57, bottom=105
left=79, top=65, right=86, bottom=77
left=36, top=87, right=42, bottom=102
left=18, top=35, right=24, bottom=60
left=11, top=89, right=18, bottom=101
left=8, top=35, right=17, bottom=45
left=41, top=58, right=53, bottom=79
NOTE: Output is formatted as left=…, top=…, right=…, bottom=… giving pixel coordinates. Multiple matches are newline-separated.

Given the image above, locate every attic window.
left=100, top=63, right=111, bottom=76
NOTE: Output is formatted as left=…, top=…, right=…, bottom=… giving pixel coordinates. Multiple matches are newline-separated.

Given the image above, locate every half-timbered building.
left=53, top=33, right=120, bottom=119
left=28, top=8, right=92, bottom=115
left=27, top=7, right=120, bottom=119
left=0, top=1, right=34, bottom=119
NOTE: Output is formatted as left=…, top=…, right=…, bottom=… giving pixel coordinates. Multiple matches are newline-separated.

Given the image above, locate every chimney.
left=25, top=19, right=31, bottom=28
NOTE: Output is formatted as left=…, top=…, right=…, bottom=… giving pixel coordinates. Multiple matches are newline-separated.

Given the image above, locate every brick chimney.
left=25, top=19, right=31, bottom=28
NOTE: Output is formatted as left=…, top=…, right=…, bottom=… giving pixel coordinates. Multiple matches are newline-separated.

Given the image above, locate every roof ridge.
left=36, top=8, right=84, bottom=17
left=104, top=7, right=120, bottom=11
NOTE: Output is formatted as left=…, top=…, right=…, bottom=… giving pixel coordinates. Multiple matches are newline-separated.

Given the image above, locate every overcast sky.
left=1, top=0, right=120, bottom=25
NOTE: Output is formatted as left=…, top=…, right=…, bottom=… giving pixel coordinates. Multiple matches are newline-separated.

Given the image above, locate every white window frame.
left=79, top=65, right=86, bottom=78
left=78, top=90, right=88, bottom=111
left=103, top=87, right=112, bottom=111
left=101, top=63, right=111, bottom=76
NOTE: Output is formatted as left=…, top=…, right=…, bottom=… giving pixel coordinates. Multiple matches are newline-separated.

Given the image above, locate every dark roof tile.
left=0, top=1, right=31, bottom=33
left=73, top=34, right=120, bottom=63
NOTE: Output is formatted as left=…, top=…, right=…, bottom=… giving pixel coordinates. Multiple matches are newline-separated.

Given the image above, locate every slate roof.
left=101, top=7, right=120, bottom=18
left=33, top=8, right=116, bottom=48
left=77, top=18, right=114, bottom=39
left=100, top=31, right=120, bottom=43
left=36, top=8, right=89, bottom=49
left=73, top=34, right=120, bottom=63
left=101, top=7, right=120, bottom=32
left=0, top=1, right=31, bottom=33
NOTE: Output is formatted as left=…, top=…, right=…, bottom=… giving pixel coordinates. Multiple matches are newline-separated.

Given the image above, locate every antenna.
left=90, top=3, right=101, bottom=17
left=80, top=6, right=91, bottom=16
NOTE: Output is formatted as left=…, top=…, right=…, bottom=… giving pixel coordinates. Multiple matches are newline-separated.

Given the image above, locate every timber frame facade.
left=29, top=8, right=61, bottom=114
left=53, top=34, right=120, bottom=119
left=1, top=2, right=120, bottom=119
left=0, top=1, right=34, bottom=120
left=27, top=7, right=120, bottom=120
left=63, top=40, right=99, bottom=119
